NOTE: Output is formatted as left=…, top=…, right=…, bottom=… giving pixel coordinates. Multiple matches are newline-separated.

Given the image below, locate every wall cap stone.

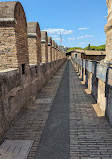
left=41, top=31, right=48, bottom=43
left=28, top=33, right=37, bottom=37
left=0, top=1, right=27, bottom=27
left=0, top=68, right=19, bottom=77
left=0, top=18, right=16, bottom=23
left=48, top=37, right=52, bottom=46
left=27, top=22, right=41, bottom=38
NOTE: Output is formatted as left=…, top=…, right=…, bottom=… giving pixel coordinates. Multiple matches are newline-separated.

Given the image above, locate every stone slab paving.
left=1, top=60, right=112, bottom=159
left=69, top=61, right=112, bottom=159
left=3, top=62, right=67, bottom=159
left=0, top=140, right=33, bottom=159
left=34, top=61, right=70, bottom=159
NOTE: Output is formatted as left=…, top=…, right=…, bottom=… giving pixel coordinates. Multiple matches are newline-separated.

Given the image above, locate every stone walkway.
left=34, top=58, right=70, bottom=159
left=4, top=62, right=67, bottom=159
left=69, top=61, right=112, bottom=159
left=1, top=60, right=112, bottom=159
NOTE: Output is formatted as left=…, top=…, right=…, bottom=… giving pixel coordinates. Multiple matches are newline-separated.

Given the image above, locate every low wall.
left=72, top=57, right=112, bottom=125
left=0, top=59, right=66, bottom=141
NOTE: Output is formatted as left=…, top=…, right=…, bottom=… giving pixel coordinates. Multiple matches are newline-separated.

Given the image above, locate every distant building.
left=67, top=49, right=106, bottom=61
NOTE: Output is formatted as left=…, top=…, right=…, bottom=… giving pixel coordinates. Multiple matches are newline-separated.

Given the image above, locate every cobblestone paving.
left=3, top=60, right=112, bottom=159
left=69, top=61, right=112, bottom=159
left=4, top=62, right=67, bottom=159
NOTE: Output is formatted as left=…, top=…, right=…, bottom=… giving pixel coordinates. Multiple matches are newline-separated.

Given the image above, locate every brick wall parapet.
left=0, top=0, right=67, bottom=142
left=0, top=1, right=29, bottom=75
left=41, top=31, right=48, bottom=63
left=48, top=37, right=52, bottom=62
left=52, top=40, right=55, bottom=61
left=27, top=22, right=41, bottom=65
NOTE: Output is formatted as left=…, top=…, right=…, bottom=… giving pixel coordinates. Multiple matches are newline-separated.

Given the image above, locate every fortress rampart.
left=0, top=1, right=66, bottom=141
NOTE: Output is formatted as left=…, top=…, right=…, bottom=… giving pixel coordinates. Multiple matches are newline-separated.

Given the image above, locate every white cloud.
left=44, top=28, right=73, bottom=35
left=51, top=35, right=58, bottom=38
left=78, top=28, right=88, bottom=30
left=79, top=42, right=87, bottom=45
left=54, top=38, right=60, bottom=41
left=77, top=35, right=93, bottom=39
left=68, top=37, right=75, bottom=40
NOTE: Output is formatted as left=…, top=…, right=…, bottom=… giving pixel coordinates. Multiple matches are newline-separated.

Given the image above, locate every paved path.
left=34, top=59, right=70, bottom=159
left=2, top=60, right=112, bottom=159
left=69, top=61, right=112, bottom=159
left=4, top=62, right=67, bottom=159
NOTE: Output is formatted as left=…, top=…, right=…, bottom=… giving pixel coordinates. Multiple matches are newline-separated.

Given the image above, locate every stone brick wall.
left=56, top=44, right=58, bottom=61
left=54, top=42, right=57, bottom=61
left=0, top=2, right=29, bottom=74
left=0, top=27, right=17, bottom=68
left=0, top=1, right=67, bottom=142
left=57, top=47, right=60, bottom=60
left=52, top=40, right=55, bottom=61
left=28, top=37, right=37, bottom=64
left=0, top=59, right=66, bottom=141
left=41, top=31, right=48, bottom=63
left=48, top=37, right=52, bottom=62
left=27, top=22, right=41, bottom=65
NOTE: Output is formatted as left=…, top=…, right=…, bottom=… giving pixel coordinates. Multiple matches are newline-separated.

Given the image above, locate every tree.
left=88, top=44, right=91, bottom=50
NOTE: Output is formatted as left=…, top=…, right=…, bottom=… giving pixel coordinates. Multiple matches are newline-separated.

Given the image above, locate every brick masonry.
left=2, top=60, right=112, bottom=159
left=0, top=1, right=29, bottom=74
left=48, top=37, right=52, bottom=62
left=52, top=40, right=55, bottom=61
left=41, top=31, right=48, bottom=63
left=4, top=62, right=67, bottom=159
left=27, top=22, right=41, bottom=65
left=0, top=0, right=67, bottom=144
left=0, top=59, right=66, bottom=142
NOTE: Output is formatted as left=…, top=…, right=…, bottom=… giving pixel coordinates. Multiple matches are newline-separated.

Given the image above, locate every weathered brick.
left=27, top=22, right=41, bottom=65
left=48, top=36, right=52, bottom=62
left=41, top=31, right=48, bottom=63
left=0, top=1, right=29, bottom=74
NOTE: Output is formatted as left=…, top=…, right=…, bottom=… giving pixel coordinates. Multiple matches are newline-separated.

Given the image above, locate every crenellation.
left=41, top=31, right=48, bottom=63
left=0, top=1, right=29, bottom=75
left=54, top=42, right=57, bottom=61
left=56, top=43, right=59, bottom=61
left=52, top=40, right=55, bottom=61
left=48, top=37, right=52, bottom=62
left=0, top=1, right=67, bottom=142
left=27, top=22, right=41, bottom=65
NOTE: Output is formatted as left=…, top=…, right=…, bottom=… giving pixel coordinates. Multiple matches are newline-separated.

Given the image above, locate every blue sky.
left=0, top=0, right=107, bottom=48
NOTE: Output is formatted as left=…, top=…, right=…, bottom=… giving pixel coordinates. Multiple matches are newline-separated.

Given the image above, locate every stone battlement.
left=0, top=1, right=66, bottom=141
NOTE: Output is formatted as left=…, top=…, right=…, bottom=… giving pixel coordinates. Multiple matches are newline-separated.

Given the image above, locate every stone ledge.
left=0, top=68, right=19, bottom=77
left=0, top=18, right=16, bottom=23
left=28, top=33, right=37, bottom=38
